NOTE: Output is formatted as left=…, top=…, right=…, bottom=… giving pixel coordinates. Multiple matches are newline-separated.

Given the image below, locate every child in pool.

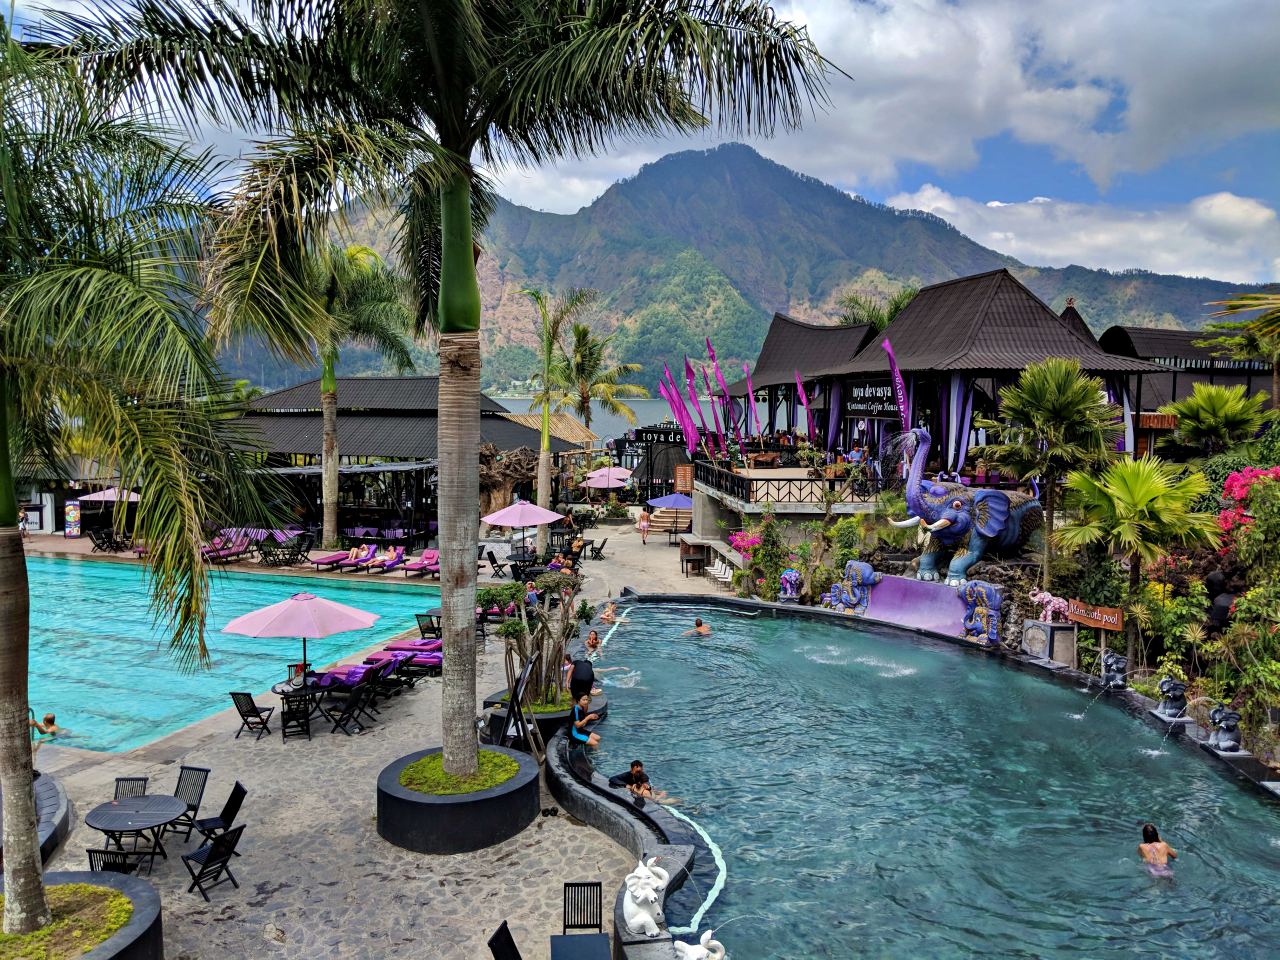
left=1138, top=822, right=1177, bottom=877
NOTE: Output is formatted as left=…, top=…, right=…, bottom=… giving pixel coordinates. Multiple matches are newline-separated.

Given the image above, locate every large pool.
left=27, top=557, right=436, bottom=752
left=593, top=604, right=1280, bottom=959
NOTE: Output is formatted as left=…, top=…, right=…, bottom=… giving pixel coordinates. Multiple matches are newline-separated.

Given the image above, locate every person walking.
left=637, top=507, right=651, bottom=545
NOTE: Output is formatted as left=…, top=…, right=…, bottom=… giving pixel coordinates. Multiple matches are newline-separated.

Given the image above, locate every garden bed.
left=0, top=872, right=164, bottom=960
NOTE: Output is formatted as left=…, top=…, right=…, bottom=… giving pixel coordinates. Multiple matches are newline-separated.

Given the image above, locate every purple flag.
left=794, top=370, right=817, bottom=441
left=663, top=364, right=699, bottom=454
left=702, top=366, right=727, bottom=456
left=711, top=351, right=745, bottom=452
left=743, top=363, right=763, bottom=436
left=657, top=380, right=686, bottom=447
left=684, top=359, right=709, bottom=435
left=881, top=337, right=910, bottom=434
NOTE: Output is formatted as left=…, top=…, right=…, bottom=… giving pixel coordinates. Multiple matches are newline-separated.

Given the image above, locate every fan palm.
left=52, top=0, right=829, bottom=776
left=972, top=358, right=1122, bottom=590
left=309, top=245, right=414, bottom=547
left=0, top=27, right=277, bottom=933
left=1055, top=457, right=1219, bottom=664
left=1205, top=293, right=1280, bottom=389
left=1156, top=382, right=1275, bottom=458
left=524, top=287, right=597, bottom=555
left=837, top=285, right=918, bottom=330
left=537, top=323, right=650, bottom=435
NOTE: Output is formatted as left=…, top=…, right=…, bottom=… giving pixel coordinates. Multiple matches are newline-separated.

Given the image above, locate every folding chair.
left=229, top=692, right=274, bottom=740
left=416, top=612, right=443, bottom=640
left=182, top=824, right=244, bottom=902
left=114, top=777, right=148, bottom=799
left=86, top=847, right=147, bottom=875
left=166, top=765, right=210, bottom=842
left=487, top=550, right=509, bottom=578
left=195, top=781, right=247, bottom=854
left=589, top=538, right=608, bottom=560
left=487, top=920, right=525, bottom=960
left=280, top=691, right=312, bottom=741
left=326, top=682, right=375, bottom=735
left=562, top=881, right=604, bottom=935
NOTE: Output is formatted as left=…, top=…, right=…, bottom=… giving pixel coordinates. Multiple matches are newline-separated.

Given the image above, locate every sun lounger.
left=384, top=638, right=443, bottom=653
left=208, top=538, right=251, bottom=564
left=367, top=546, right=406, bottom=575
left=365, top=649, right=442, bottom=676
left=311, top=550, right=349, bottom=571
left=402, top=549, right=440, bottom=578
left=336, top=544, right=377, bottom=570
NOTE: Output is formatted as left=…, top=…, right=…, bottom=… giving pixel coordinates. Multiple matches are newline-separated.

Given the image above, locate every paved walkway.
left=28, top=517, right=712, bottom=959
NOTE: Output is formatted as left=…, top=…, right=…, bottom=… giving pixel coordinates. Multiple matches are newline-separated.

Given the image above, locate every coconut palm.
left=1205, top=294, right=1280, bottom=394
left=53, top=0, right=828, bottom=777
left=538, top=324, right=650, bottom=434
left=837, top=285, right=918, bottom=330
left=308, top=245, right=414, bottom=547
left=524, top=287, right=597, bottom=555
left=1156, top=382, right=1275, bottom=458
left=0, top=28, right=275, bottom=933
left=1055, top=457, right=1220, bottom=665
left=971, top=358, right=1122, bottom=590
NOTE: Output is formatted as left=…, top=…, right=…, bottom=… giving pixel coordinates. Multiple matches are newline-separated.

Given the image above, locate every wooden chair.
left=195, top=781, right=247, bottom=852
left=167, top=765, right=211, bottom=842
left=487, top=920, right=524, bottom=960
left=86, top=848, right=147, bottom=875
left=182, top=824, right=244, bottom=901
left=113, top=777, right=148, bottom=800
left=229, top=692, right=273, bottom=740
left=562, top=881, right=603, bottom=935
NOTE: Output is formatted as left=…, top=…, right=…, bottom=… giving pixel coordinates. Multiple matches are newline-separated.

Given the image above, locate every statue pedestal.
left=862, top=575, right=969, bottom=636
left=1021, top=619, right=1076, bottom=667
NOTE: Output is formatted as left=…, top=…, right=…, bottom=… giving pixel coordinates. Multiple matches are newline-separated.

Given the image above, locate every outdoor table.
left=681, top=555, right=706, bottom=578
left=667, top=528, right=682, bottom=546
left=85, top=794, right=186, bottom=872
left=549, top=933, right=610, bottom=960
left=524, top=566, right=550, bottom=578
left=509, top=549, right=538, bottom=564
left=272, top=677, right=326, bottom=718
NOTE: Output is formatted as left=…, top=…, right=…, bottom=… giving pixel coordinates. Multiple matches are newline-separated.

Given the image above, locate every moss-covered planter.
left=376, top=746, right=539, bottom=854
left=37, top=872, right=163, bottom=960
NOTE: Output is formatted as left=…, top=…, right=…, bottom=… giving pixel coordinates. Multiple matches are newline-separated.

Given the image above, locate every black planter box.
left=43, top=871, right=163, bottom=960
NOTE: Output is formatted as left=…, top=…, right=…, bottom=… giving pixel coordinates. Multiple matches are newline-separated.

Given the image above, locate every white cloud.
left=886, top=185, right=1280, bottom=283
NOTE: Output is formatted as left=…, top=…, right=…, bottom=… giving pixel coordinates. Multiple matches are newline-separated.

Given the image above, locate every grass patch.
left=501, top=690, right=575, bottom=714
left=400, top=749, right=520, bottom=796
left=0, top=883, right=132, bottom=960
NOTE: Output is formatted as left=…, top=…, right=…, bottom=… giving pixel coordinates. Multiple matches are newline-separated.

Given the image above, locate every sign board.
left=674, top=464, right=693, bottom=494
left=64, top=501, right=81, bottom=539
left=1066, top=598, right=1124, bottom=632
left=843, top=378, right=898, bottom=419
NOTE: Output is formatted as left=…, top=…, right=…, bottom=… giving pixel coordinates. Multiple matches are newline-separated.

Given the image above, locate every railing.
left=694, top=461, right=889, bottom=505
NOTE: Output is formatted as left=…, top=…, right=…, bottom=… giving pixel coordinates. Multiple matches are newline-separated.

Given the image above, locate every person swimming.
left=585, top=629, right=602, bottom=654
left=683, top=617, right=711, bottom=636
left=1138, top=822, right=1177, bottom=877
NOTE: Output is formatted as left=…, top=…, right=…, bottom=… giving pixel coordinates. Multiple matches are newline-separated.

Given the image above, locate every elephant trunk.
left=904, top=427, right=932, bottom=518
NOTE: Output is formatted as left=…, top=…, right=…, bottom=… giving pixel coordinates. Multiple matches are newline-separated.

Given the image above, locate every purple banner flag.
left=743, top=363, right=763, bottom=436
left=794, top=370, right=817, bottom=441
left=881, top=337, right=910, bottom=434
left=663, top=364, right=699, bottom=454
left=702, top=366, right=727, bottom=456
left=685, top=359, right=709, bottom=435
left=711, top=352, right=745, bottom=452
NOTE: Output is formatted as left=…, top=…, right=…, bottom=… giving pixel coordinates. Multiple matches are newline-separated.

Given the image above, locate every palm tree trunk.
left=1126, top=550, right=1141, bottom=665
left=436, top=173, right=482, bottom=778
left=321, top=351, right=340, bottom=549
left=1041, top=475, right=1055, bottom=591
left=0, top=374, right=51, bottom=934
left=535, top=400, right=551, bottom=557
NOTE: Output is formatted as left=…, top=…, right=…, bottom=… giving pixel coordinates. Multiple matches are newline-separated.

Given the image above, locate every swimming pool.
left=27, top=557, right=437, bottom=752
left=593, top=604, right=1280, bottom=959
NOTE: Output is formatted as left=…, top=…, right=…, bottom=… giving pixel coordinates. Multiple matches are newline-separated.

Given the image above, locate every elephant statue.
left=841, top=560, right=881, bottom=612
left=623, top=861, right=666, bottom=938
left=960, top=580, right=1002, bottom=646
left=1100, top=651, right=1128, bottom=690
left=1156, top=678, right=1188, bottom=719
left=674, top=930, right=727, bottom=960
left=889, top=428, right=1043, bottom=585
left=779, top=568, right=802, bottom=602
left=1208, top=705, right=1243, bottom=752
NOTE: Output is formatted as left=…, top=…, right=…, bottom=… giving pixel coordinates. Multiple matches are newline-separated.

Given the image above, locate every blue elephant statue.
left=960, top=580, right=1002, bottom=646
left=819, top=560, right=880, bottom=614
left=779, top=568, right=801, bottom=603
left=889, top=428, right=1043, bottom=585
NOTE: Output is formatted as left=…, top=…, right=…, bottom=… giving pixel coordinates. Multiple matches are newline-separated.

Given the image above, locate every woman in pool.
left=570, top=692, right=601, bottom=748
left=1138, top=822, right=1177, bottom=876
left=585, top=629, right=602, bottom=655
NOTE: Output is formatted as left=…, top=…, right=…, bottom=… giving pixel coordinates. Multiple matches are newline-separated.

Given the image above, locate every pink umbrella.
left=581, top=474, right=625, bottom=489
left=223, top=592, right=380, bottom=673
left=78, top=487, right=139, bottom=503
left=481, top=501, right=565, bottom=528
left=586, top=466, right=632, bottom=481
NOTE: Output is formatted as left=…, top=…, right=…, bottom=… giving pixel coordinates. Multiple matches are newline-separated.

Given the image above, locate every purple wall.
left=863, top=574, right=967, bottom=637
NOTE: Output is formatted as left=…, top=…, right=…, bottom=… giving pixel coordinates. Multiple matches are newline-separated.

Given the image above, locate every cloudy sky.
left=20, top=0, right=1280, bottom=282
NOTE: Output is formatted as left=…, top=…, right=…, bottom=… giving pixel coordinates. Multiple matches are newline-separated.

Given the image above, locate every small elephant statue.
left=1156, top=678, right=1188, bottom=719
left=778, top=568, right=801, bottom=602
left=631, top=857, right=669, bottom=891
left=1101, top=651, right=1128, bottom=690
left=839, top=560, right=881, bottom=613
left=674, top=930, right=727, bottom=960
left=622, top=859, right=667, bottom=938
left=1208, top=704, right=1243, bottom=752
left=959, top=580, right=1002, bottom=646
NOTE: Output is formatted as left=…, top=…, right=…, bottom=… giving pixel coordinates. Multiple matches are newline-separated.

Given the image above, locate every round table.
left=85, top=795, right=186, bottom=869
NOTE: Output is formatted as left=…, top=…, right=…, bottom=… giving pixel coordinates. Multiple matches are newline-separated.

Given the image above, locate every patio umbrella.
left=481, top=501, right=565, bottom=528
left=222, top=592, right=380, bottom=673
left=77, top=487, right=139, bottom=502
left=647, top=493, right=693, bottom=509
left=581, top=474, right=626, bottom=489
left=586, top=466, right=632, bottom=481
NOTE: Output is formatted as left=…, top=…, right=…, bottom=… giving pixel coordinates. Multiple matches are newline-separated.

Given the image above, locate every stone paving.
left=29, top=515, right=710, bottom=960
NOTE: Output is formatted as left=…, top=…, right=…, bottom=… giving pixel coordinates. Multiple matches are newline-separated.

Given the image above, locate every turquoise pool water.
left=593, top=605, right=1280, bottom=959
left=27, top=557, right=437, bottom=752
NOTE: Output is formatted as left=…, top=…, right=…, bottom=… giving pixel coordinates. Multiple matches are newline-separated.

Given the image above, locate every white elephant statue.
left=622, top=873, right=665, bottom=938
left=632, top=856, right=670, bottom=891
left=673, top=929, right=726, bottom=959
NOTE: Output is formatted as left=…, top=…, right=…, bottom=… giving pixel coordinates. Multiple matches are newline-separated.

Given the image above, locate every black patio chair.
left=589, top=538, right=608, bottom=560
left=195, top=781, right=247, bottom=854
left=563, top=881, right=604, bottom=935
left=326, top=682, right=376, bottom=735
left=114, top=776, right=148, bottom=800
left=279, top=691, right=312, bottom=741
left=86, top=847, right=147, bottom=875
left=229, top=692, right=274, bottom=740
left=256, top=538, right=286, bottom=566
left=487, top=920, right=524, bottom=960
left=88, top=528, right=117, bottom=553
left=487, top=550, right=509, bottom=578
left=111, top=528, right=133, bottom=551
left=182, top=824, right=244, bottom=902
left=416, top=612, right=442, bottom=640
left=284, top=533, right=315, bottom=565
left=165, top=765, right=210, bottom=842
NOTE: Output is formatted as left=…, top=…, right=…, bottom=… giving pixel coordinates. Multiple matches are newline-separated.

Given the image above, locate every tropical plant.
left=524, top=287, right=598, bottom=554
left=1204, top=295, right=1280, bottom=398
left=56, top=0, right=828, bottom=780
left=837, top=285, right=918, bottom=331
left=536, top=323, right=650, bottom=435
left=308, top=245, right=414, bottom=547
left=1055, top=457, right=1220, bottom=665
left=1156, top=382, right=1275, bottom=458
left=224, top=379, right=265, bottom=404
left=972, top=358, right=1122, bottom=589
left=0, top=28, right=275, bottom=933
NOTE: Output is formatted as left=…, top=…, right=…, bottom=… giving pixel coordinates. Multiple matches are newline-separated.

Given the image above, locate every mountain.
left=238, top=143, right=1263, bottom=390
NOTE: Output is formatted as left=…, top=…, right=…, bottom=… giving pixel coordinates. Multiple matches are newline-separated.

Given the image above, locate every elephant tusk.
left=925, top=518, right=953, bottom=531
left=889, top=516, right=920, bottom=528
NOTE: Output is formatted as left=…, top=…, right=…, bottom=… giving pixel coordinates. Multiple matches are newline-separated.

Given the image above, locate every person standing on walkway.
left=637, top=508, right=651, bottom=545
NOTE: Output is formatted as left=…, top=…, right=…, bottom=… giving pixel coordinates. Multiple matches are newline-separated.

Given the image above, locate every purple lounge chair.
left=367, top=546, right=406, bottom=575
left=402, top=549, right=440, bottom=577
left=384, top=638, right=443, bottom=653
left=208, top=537, right=251, bottom=563
left=365, top=649, right=442, bottom=669
left=311, top=550, right=349, bottom=571
left=336, top=544, right=377, bottom=571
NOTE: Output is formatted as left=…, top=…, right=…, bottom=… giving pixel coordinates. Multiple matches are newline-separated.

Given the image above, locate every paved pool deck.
left=26, top=520, right=709, bottom=959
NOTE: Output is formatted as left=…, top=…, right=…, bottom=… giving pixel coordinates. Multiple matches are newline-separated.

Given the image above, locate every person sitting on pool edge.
left=570, top=692, right=601, bottom=748
left=1138, top=823, right=1177, bottom=876
left=684, top=618, right=711, bottom=636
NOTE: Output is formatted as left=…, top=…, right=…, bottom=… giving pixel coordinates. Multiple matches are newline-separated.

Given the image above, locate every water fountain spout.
left=1155, top=677, right=1189, bottom=719
left=1100, top=652, right=1129, bottom=690
left=1207, top=703, right=1244, bottom=752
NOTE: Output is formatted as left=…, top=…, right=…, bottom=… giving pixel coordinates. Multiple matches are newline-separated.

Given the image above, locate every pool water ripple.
left=593, top=606, right=1280, bottom=959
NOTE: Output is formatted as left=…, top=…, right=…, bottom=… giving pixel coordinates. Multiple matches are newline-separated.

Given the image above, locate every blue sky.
left=20, top=0, right=1280, bottom=283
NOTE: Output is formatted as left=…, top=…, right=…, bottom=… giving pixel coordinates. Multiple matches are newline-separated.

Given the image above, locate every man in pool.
left=684, top=618, right=711, bottom=636
left=608, top=760, right=669, bottom=801
left=1138, top=822, right=1177, bottom=876
left=30, top=712, right=66, bottom=762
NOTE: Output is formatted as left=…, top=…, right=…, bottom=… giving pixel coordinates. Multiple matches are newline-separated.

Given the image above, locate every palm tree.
left=538, top=324, right=650, bottom=434
left=55, top=0, right=829, bottom=778
left=310, top=245, right=414, bottom=547
left=524, top=287, right=597, bottom=556
left=1204, top=294, right=1280, bottom=397
left=0, top=28, right=275, bottom=933
left=837, top=285, right=918, bottom=330
left=1055, top=457, right=1220, bottom=665
left=1156, top=382, right=1275, bottom=458
left=972, top=358, right=1122, bottom=590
